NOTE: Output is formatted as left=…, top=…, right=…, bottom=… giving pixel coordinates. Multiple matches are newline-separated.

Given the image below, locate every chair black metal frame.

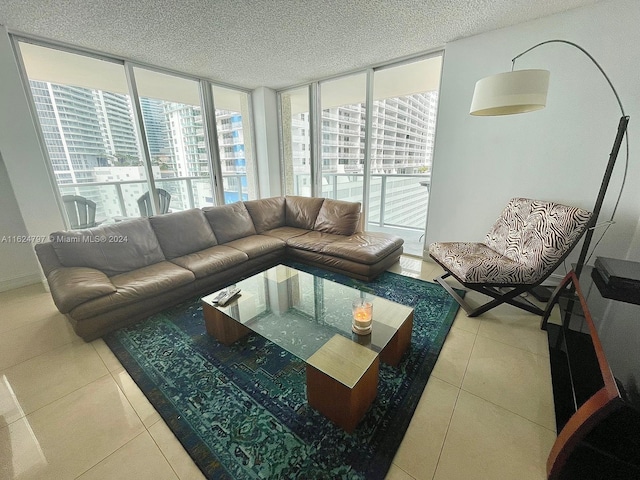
left=432, top=271, right=546, bottom=317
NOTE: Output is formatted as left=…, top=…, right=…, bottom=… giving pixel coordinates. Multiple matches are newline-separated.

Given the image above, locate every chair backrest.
left=484, top=197, right=592, bottom=281
left=138, top=189, right=171, bottom=217
left=62, top=195, right=97, bottom=229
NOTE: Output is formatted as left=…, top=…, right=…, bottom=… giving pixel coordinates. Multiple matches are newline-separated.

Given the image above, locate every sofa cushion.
left=244, top=197, right=286, bottom=233
left=262, top=226, right=310, bottom=241
left=224, top=235, right=286, bottom=259
left=314, top=198, right=361, bottom=236
left=50, top=218, right=165, bottom=276
left=47, top=267, right=116, bottom=314
left=171, top=245, right=248, bottom=279
left=149, top=209, right=217, bottom=260
left=286, top=231, right=345, bottom=253
left=203, top=202, right=257, bottom=244
left=69, top=261, right=195, bottom=320
left=321, top=232, right=404, bottom=265
left=285, top=196, right=325, bottom=230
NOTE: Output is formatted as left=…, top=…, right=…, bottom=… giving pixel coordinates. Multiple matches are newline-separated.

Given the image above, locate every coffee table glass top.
left=202, top=265, right=413, bottom=363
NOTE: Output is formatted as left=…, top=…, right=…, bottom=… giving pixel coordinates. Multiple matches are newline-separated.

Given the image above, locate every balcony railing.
left=58, top=173, right=430, bottom=251
left=294, top=172, right=430, bottom=231
left=58, top=173, right=249, bottom=221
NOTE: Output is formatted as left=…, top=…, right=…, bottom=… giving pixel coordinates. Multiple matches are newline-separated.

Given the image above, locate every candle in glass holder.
left=352, top=298, right=373, bottom=335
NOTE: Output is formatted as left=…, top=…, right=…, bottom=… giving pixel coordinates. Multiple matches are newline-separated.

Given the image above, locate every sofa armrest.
left=35, top=242, right=63, bottom=277
left=46, top=267, right=117, bottom=314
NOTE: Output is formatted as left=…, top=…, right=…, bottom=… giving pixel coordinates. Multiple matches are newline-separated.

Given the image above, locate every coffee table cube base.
left=305, top=334, right=381, bottom=433
left=380, top=312, right=413, bottom=367
left=306, top=358, right=379, bottom=433
left=204, top=305, right=250, bottom=345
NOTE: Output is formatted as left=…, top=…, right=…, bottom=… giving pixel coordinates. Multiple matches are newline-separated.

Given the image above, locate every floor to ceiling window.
left=366, top=56, right=441, bottom=255
left=319, top=73, right=367, bottom=203
left=278, top=54, right=442, bottom=256
left=16, top=39, right=257, bottom=228
left=19, top=42, right=149, bottom=224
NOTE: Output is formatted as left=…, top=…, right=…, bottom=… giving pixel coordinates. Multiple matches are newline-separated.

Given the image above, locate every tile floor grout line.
left=474, top=327, right=550, bottom=358
left=430, top=384, right=463, bottom=480
left=389, top=461, right=419, bottom=480
left=72, top=430, right=152, bottom=480
left=146, top=425, right=184, bottom=480
left=458, top=387, right=557, bottom=434
left=459, top=328, right=556, bottom=433
left=91, top=339, right=124, bottom=373
left=2, top=371, right=113, bottom=429
left=457, top=324, right=479, bottom=393
left=108, top=367, right=153, bottom=430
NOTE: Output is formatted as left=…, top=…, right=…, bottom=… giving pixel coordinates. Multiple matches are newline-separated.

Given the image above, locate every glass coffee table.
left=201, top=264, right=414, bottom=432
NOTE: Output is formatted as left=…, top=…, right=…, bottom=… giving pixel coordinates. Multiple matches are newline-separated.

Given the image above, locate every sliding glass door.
left=367, top=57, right=442, bottom=255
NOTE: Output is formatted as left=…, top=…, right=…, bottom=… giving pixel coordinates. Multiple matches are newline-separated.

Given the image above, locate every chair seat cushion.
left=429, top=241, right=538, bottom=284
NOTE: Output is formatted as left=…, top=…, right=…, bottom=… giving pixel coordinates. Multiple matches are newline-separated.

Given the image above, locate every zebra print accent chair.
left=429, top=198, right=592, bottom=317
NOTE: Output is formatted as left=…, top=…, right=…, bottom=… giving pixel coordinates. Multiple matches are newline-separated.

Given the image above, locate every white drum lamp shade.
left=470, top=69, right=550, bottom=116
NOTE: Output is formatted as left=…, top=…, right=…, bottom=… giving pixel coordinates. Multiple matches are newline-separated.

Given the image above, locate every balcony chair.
left=428, top=197, right=592, bottom=317
left=62, top=195, right=100, bottom=230
left=138, top=189, right=171, bottom=217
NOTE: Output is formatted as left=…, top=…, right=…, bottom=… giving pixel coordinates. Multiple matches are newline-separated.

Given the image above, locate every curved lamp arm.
left=512, top=40, right=626, bottom=116
left=511, top=40, right=630, bottom=278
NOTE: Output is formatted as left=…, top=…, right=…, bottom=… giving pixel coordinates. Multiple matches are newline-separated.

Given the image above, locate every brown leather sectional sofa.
left=35, top=196, right=403, bottom=341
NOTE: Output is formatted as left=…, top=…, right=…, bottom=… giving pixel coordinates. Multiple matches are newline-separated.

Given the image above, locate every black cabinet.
left=542, top=268, right=640, bottom=479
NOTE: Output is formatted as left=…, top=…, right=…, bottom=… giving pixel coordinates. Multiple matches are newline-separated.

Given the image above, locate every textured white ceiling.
left=0, top=0, right=600, bottom=90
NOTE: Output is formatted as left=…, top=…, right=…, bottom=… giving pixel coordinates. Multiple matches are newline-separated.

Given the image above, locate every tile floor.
left=0, top=256, right=557, bottom=479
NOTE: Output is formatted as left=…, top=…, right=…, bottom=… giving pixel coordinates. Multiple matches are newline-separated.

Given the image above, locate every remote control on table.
left=216, top=286, right=241, bottom=306
left=211, top=285, right=237, bottom=303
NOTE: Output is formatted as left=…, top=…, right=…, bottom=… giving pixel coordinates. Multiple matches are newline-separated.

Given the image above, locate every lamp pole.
left=574, top=115, right=629, bottom=279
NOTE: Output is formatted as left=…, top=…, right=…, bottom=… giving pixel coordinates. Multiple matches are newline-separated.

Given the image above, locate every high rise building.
left=139, top=97, right=170, bottom=157
left=29, top=81, right=107, bottom=185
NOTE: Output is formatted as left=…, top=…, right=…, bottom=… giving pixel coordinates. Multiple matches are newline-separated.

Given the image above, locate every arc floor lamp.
left=469, top=40, right=629, bottom=279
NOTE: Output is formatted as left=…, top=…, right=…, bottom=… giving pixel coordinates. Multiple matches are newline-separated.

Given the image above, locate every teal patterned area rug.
left=104, top=262, right=462, bottom=479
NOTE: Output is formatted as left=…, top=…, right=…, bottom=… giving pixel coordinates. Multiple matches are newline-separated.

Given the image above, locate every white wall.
left=0, top=152, right=41, bottom=290
left=0, top=26, right=65, bottom=291
left=427, top=0, right=640, bottom=268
